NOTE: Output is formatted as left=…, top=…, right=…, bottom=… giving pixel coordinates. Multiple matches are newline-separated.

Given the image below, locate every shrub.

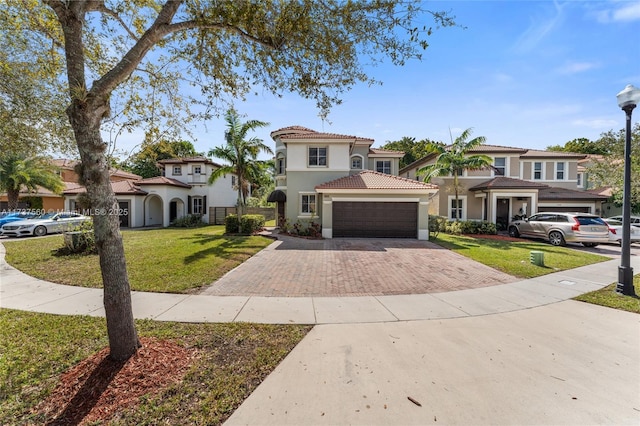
left=225, top=214, right=239, bottom=233
left=56, top=221, right=96, bottom=255
left=477, top=221, right=497, bottom=235
left=443, top=220, right=498, bottom=235
left=289, top=220, right=322, bottom=238
left=171, top=214, right=204, bottom=228
left=240, top=214, right=265, bottom=234
left=428, top=215, right=447, bottom=238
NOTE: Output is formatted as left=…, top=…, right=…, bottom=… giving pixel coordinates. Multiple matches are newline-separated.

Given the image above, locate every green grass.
left=0, top=309, right=311, bottom=425
left=574, top=276, right=640, bottom=314
left=432, top=233, right=609, bottom=278
left=3, top=226, right=273, bottom=293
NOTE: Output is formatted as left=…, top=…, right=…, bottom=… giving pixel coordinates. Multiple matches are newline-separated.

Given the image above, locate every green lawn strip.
left=0, top=309, right=311, bottom=425
left=432, top=233, right=609, bottom=278
left=574, top=276, right=640, bottom=314
left=2, top=226, right=273, bottom=293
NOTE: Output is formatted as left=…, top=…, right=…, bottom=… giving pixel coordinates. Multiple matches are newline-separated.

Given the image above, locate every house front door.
left=496, top=198, right=510, bottom=231
left=169, top=201, right=177, bottom=222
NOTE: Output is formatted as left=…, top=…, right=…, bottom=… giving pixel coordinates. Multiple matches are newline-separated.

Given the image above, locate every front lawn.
left=432, top=233, right=609, bottom=278
left=0, top=309, right=310, bottom=425
left=2, top=226, right=273, bottom=293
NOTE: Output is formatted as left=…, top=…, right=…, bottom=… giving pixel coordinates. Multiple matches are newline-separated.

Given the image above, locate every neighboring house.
left=63, top=156, right=238, bottom=228
left=400, top=145, right=609, bottom=229
left=267, top=126, right=438, bottom=240
left=0, top=158, right=142, bottom=212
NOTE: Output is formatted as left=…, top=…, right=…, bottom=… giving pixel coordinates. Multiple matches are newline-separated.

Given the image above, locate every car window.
left=534, top=214, right=554, bottom=222
left=606, top=219, right=622, bottom=226
left=554, top=215, right=569, bottom=222
left=576, top=216, right=605, bottom=225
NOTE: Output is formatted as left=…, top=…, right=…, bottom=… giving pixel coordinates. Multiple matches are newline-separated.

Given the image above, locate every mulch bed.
left=34, top=337, right=195, bottom=425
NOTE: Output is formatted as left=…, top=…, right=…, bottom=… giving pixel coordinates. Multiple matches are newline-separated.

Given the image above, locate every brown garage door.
left=333, top=201, right=417, bottom=238
left=538, top=206, right=591, bottom=213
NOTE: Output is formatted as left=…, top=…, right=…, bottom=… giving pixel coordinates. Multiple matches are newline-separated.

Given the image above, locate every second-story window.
left=494, top=157, right=506, bottom=176
left=308, top=147, right=327, bottom=166
left=556, top=162, right=565, bottom=180
left=376, top=160, right=391, bottom=174
left=533, top=162, right=542, bottom=180
left=193, top=166, right=201, bottom=174
left=173, top=166, right=182, bottom=176
left=577, top=172, right=583, bottom=187
left=277, top=155, right=285, bottom=174
left=351, top=156, right=362, bottom=169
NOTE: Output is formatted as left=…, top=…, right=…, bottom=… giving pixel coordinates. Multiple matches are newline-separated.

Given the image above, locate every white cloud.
left=593, top=1, right=640, bottom=23
left=513, top=1, right=566, bottom=53
left=556, top=61, right=599, bottom=75
left=571, top=118, right=618, bottom=129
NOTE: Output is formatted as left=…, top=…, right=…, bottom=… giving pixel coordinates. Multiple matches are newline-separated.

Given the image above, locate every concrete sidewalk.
left=226, top=300, right=640, bottom=425
left=1, top=239, right=639, bottom=324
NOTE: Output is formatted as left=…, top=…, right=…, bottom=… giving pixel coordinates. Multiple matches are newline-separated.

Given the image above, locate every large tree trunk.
left=68, top=98, right=141, bottom=361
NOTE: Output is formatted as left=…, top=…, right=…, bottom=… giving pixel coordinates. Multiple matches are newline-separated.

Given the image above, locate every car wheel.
left=508, top=226, right=520, bottom=238
left=34, top=226, right=47, bottom=237
left=548, top=231, right=566, bottom=246
left=582, top=242, right=599, bottom=247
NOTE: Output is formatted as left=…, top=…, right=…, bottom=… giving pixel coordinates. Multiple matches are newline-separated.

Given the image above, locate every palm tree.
left=418, top=128, right=493, bottom=221
left=208, top=109, right=273, bottom=218
left=0, top=153, right=65, bottom=210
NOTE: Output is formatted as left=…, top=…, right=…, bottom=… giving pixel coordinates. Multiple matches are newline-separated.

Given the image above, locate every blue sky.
left=113, top=0, right=640, bottom=160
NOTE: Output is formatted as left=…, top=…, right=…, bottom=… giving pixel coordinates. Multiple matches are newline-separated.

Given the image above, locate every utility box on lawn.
left=530, top=251, right=545, bottom=266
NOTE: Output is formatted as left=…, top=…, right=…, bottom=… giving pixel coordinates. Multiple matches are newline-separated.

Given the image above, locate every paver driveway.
left=199, top=234, right=517, bottom=297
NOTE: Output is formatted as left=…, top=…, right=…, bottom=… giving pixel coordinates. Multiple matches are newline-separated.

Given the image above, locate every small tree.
left=0, top=154, right=65, bottom=210
left=208, top=109, right=273, bottom=218
left=417, top=128, right=492, bottom=221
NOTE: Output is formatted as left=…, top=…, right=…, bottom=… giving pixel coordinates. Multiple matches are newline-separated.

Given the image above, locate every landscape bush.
left=429, top=216, right=498, bottom=236
left=56, top=221, right=96, bottom=255
left=225, top=214, right=239, bottom=233
left=171, top=214, right=204, bottom=228
left=239, top=214, right=265, bottom=234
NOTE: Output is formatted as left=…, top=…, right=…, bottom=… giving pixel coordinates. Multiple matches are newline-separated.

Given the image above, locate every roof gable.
left=316, top=170, right=438, bottom=191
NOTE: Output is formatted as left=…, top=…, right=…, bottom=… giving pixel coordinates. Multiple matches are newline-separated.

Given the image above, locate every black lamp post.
left=615, top=84, right=640, bottom=296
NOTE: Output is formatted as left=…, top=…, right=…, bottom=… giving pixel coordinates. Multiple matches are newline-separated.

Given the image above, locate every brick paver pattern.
left=199, top=234, right=517, bottom=297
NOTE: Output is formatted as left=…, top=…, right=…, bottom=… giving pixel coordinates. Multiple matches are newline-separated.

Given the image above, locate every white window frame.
left=276, top=154, right=285, bottom=175
left=308, top=146, right=327, bottom=167
left=555, top=162, right=566, bottom=180
left=351, top=155, right=363, bottom=170
left=447, top=195, right=467, bottom=220
left=300, top=193, right=317, bottom=216
left=493, top=157, right=506, bottom=176
left=376, top=160, right=391, bottom=174
left=172, top=165, right=182, bottom=176
left=533, top=162, right=543, bottom=180
left=192, top=196, right=203, bottom=215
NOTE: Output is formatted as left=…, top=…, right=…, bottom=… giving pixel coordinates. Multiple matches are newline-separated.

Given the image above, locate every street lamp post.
left=615, top=84, right=640, bottom=296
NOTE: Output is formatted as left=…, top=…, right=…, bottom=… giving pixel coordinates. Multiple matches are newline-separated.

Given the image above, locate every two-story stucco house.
left=399, top=145, right=609, bottom=229
left=267, top=126, right=438, bottom=240
left=64, top=156, right=238, bottom=228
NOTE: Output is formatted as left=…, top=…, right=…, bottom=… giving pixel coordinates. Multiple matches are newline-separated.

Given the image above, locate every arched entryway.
left=169, top=197, right=185, bottom=224
left=144, top=194, right=163, bottom=226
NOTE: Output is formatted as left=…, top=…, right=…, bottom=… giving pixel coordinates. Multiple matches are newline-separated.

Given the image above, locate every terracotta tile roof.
left=63, top=180, right=147, bottom=195
left=586, top=186, right=614, bottom=197
left=136, top=176, right=192, bottom=188
left=271, top=125, right=317, bottom=135
left=157, top=156, right=221, bottom=167
left=279, top=131, right=374, bottom=142
left=51, top=159, right=141, bottom=180
left=469, top=177, right=549, bottom=191
left=467, top=144, right=528, bottom=153
left=369, top=148, right=404, bottom=156
left=538, top=186, right=610, bottom=200
left=520, top=149, right=587, bottom=159
left=316, top=170, right=438, bottom=190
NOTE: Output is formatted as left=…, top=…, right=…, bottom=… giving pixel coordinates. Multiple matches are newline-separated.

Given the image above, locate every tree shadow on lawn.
left=179, top=233, right=269, bottom=265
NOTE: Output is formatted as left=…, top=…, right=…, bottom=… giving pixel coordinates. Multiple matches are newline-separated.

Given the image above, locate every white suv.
left=607, top=215, right=640, bottom=228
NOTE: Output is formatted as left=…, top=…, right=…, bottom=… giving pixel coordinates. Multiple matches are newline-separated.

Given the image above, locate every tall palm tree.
left=208, top=109, right=273, bottom=218
left=418, top=128, right=493, bottom=221
left=0, top=153, right=65, bottom=210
